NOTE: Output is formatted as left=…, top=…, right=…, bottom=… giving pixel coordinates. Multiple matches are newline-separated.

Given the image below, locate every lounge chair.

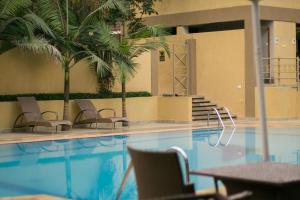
left=13, top=97, right=72, bottom=132
left=73, top=99, right=128, bottom=128
left=116, top=146, right=252, bottom=200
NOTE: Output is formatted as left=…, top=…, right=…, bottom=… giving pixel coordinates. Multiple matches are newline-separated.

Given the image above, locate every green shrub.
left=0, top=91, right=152, bottom=102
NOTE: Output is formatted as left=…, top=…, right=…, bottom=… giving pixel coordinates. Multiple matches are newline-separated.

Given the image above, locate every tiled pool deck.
left=0, top=119, right=300, bottom=145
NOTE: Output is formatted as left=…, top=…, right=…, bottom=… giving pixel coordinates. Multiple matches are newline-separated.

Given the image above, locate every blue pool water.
left=0, top=127, right=299, bottom=199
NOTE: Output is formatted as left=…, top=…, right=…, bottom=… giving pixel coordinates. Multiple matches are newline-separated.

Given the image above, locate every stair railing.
left=223, top=107, right=236, bottom=128
left=207, top=107, right=225, bottom=129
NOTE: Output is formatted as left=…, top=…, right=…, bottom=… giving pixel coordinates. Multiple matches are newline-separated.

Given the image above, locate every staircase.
left=192, top=96, right=237, bottom=122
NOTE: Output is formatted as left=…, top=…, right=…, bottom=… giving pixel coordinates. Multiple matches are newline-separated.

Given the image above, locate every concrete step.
left=192, top=103, right=217, bottom=108
left=192, top=100, right=211, bottom=104
left=192, top=107, right=223, bottom=112
left=192, top=110, right=228, bottom=116
left=192, top=115, right=237, bottom=121
left=191, top=96, right=205, bottom=100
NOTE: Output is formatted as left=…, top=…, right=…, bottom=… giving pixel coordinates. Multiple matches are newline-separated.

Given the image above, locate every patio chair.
left=13, top=97, right=72, bottom=132
left=73, top=99, right=128, bottom=128
left=116, top=146, right=252, bottom=200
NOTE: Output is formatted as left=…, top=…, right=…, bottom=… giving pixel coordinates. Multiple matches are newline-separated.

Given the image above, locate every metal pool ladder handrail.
left=207, top=107, right=236, bottom=128
left=207, top=107, right=225, bottom=129
left=223, top=107, right=236, bottom=128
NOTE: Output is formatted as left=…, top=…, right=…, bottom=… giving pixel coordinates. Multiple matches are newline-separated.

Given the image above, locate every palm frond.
left=0, top=0, right=31, bottom=18
left=23, top=13, right=55, bottom=38
left=15, top=37, right=62, bottom=61
left=130, top=38, right=169, bottom=58
left=128, top=24, right=168, bottom=39
left=95, top=22, right=119, bottom=50
left=104, top=0, right=128, bottom=15
left=86, top=51, right=111, bottom=78
left=34, top=0, right=64, bottom=35
left=73, top=0, right=128, bottom=40
left=115, top=59, right=137, bottom=83
left=1, top=17, right=35, bottom=40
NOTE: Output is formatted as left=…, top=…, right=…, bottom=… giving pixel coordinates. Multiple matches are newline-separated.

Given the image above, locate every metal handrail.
left=223, top=107, right=236, bottom=128
left=262, top=57, right=300, bottom=89
left=207, top=107, right=225, bottom=129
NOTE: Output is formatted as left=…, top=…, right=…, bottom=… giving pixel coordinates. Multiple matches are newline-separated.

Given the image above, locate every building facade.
left=146, top=0, right=300, bottom=118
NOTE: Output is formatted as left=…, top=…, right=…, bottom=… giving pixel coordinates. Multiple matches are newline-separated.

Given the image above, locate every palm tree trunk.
left=62, top=65, right=70, bottom=130
left=122, top=82, right=128, bottom=126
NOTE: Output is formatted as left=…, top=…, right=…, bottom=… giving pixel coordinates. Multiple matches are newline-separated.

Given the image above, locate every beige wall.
left=158, top=97, right=192, bottom=121
left=112, top=52, right=152, bottom=93
left=0, top=48, right=152, bottom=95
left=270, top=21, right=296, bottom=59
left=269, top=21, right=297, bottom=85
left=156, top=30, right=246, bottom=117
left=0, top=49, right=98, bottom=94
left=154, top=0, right=249, bottom=15
left=87, top=97, right=158, bottom=122
left=154, top=0, right=300, bottom=15
left=157, top=35, right=190, bottom=95
left=196, top=30, right=245, bottom=117
left=255, top=87, right=300, bottom=119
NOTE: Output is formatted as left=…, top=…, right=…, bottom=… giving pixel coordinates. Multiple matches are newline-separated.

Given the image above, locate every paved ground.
left=0, top=195, right=65, bottom=200
left=0, top=119, right=300, bottom=145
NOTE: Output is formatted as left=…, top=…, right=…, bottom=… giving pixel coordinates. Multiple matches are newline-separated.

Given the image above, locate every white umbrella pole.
left=250, top=0, right=269, bottom=161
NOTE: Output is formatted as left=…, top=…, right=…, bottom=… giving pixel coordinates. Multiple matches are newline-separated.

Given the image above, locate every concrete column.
left=186, top=39, right=197, bottom=95
left=245, top=12, right=257, bottom=117
left=151, top=50, right=159, bottom=96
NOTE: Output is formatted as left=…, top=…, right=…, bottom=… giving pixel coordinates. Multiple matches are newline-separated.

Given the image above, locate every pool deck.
left=0, top=195, right=65, bottom=200
left=0, top=119, right=299, bottom=145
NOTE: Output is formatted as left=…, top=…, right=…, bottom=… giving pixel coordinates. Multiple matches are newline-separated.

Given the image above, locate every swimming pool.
left=0, top=127, right=299, bottom=199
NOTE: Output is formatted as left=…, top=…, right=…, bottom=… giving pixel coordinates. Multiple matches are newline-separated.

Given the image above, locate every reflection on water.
left=0, top=128, right=299, bottom=199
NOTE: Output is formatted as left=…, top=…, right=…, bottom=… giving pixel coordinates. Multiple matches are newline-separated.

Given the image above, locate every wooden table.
left=190, top=162, right=300, bottom=200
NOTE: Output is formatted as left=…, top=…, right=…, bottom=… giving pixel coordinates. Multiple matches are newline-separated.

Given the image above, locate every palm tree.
left=32, top=0, right=127, bottom=129
left=0, top=0, right=61, bottom=59
left=113, top=25, right=169, bottom=126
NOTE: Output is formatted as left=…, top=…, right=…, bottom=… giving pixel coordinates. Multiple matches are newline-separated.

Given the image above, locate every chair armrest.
left=13, top=112, right=39, bottom=128
left=98, top=108, right=116, bottom=117
left=41, top=111, right=58, bottom=120
left=167, top=147, right=190, bottom=184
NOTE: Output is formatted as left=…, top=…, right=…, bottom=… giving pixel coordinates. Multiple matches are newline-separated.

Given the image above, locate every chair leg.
left=214, top=178, right=219, bottom=193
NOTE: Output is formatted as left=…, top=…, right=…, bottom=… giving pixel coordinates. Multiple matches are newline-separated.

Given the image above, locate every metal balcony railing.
left=263, top=57, right=300, bottom=90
